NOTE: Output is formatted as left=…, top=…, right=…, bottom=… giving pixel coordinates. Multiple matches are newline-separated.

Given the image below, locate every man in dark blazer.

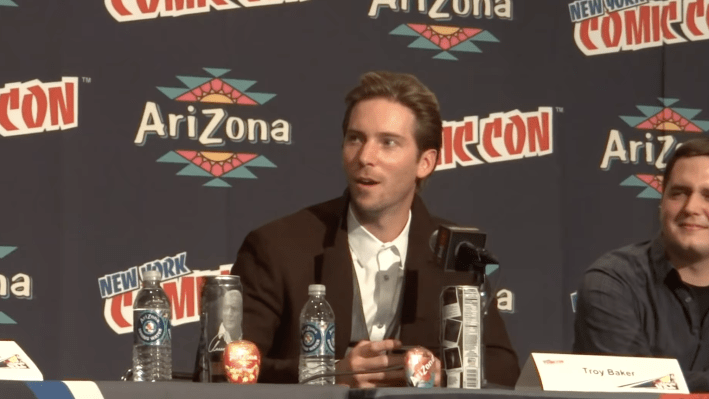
left=231, top=71, right=519, bottom=387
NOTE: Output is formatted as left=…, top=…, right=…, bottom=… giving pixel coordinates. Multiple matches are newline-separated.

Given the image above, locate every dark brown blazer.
left=231, top=194, right=520, bottom=386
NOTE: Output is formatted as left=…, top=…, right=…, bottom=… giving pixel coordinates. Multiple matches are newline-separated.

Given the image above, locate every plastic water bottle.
left=298, top=284, right=335, bottom=385
left=132, top=269, right=172, bottom=381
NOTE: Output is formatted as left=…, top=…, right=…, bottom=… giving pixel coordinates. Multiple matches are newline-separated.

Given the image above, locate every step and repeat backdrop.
left=1, top=0, right=708, bottom=381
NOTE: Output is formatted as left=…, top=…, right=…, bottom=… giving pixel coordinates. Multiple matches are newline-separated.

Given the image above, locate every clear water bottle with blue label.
left=298, top=284, right=335, bottom=385
left=132, top=269, right=172, bottom=381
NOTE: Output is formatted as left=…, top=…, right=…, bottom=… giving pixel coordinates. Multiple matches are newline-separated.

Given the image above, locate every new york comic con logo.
left=97, top=252, right=232, bottom=334
left=369, top=0, right=513, bottom=60
left=0, top=246, right=34, bottom=326
left=599, top=97, right=709, bottom=199
left=0, top=77, right=78, bottom=137
left=106, top=0, right=309, bottom=22
left=569, top=0, right=709, bottom=56
left=436, top=107, right=554, bottom=170
left=135, top=67, right=290, bottom=187
left=621, top=374, right=679, bottom=390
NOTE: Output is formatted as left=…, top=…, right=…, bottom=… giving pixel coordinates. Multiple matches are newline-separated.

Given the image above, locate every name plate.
left=515, top=353, right=688, bottom=394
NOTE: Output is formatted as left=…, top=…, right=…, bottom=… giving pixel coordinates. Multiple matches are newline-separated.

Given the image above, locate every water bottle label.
left=134, top=310, right=171, bottom=346
left=325, top=323, right=335, bottom=355
left=301, top=322, right=334, bottom=356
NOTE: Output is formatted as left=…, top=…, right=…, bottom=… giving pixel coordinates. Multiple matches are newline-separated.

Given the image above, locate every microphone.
left=429, top=225, right=492, bottom=278
left=456, top=242, right=499, bottom=270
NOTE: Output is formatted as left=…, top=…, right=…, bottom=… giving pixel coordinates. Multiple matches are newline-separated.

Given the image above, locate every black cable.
left=298, top=365, right=404, bottom=385
left=463, top=245, right=502, bottom=316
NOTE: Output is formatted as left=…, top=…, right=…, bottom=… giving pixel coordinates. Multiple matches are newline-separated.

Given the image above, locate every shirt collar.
left=347, top=205, right=411, bottom=270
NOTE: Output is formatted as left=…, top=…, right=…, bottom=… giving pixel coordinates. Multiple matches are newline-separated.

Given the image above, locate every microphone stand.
left=447, top=242, right=501, bottom=388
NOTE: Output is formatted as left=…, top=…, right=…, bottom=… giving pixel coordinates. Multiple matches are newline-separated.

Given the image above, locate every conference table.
left=2, top=380, right=687, bottom=399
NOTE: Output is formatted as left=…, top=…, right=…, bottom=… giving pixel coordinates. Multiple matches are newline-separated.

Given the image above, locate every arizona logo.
left=0, top=246, right=33, bottom=326
left=0, top=77, right=78, bottom=137
left=600, top=98, right=709, bottom=199
left=369, top=0, right=513, bottom=21
left=135, top=67, right=290, bottom=187
left=98, top=252, right=232, bottom=334
left=390, top=24, right=498, bottom=60
left=154, top=68, right=275, bottom=106
left=157, top=150, right=275, bottom=187
left=496, top=289, right=515, bottom=313
left=0, top=246, right=15, bottom=260
left=106, top=0, right=309, bottom=22
left=570, top=0, right=709, bottom=56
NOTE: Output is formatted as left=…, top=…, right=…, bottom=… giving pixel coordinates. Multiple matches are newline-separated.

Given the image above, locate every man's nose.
left=683, top=193, right=703, bottom=214
left=357, top=141, right=377, bottom=165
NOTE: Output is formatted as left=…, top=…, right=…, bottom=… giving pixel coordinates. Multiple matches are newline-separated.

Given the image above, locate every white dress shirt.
left=347, top=206, right=410, bottom=341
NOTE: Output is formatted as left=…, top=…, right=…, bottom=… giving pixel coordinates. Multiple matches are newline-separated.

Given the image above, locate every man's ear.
left=417, top=149, right=438, bottom=179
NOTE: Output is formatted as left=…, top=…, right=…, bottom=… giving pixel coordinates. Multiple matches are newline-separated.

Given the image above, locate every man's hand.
left=335, top=339, right=406, bottom=387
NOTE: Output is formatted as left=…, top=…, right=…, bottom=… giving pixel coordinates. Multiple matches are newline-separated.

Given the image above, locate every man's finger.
left=359, top=339, right=402, bottom=356
left=354, top=353, right=405, bottom=370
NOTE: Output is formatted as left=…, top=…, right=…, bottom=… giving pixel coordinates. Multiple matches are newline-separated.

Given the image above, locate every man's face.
left=342, top=97, right=436, bottom=222
left=661, top=156, right=709, bottom=262
left=222, top=291, right=242, bottom=333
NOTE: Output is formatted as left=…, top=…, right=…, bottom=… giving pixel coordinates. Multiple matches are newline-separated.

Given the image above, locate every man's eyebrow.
left=344, top=129, right=405, bottom=138
left=378, top=132, right=404, bottom=138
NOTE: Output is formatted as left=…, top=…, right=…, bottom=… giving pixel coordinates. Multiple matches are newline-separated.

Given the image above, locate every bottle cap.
left=308, top=284, right=325, bottom=295
left=142, top=270, right=161, bottom=282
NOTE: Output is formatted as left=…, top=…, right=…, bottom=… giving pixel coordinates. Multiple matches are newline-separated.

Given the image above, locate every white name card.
left=0, top=340, right=43, bottom=381
left=515, top=353, right=688, bottom=394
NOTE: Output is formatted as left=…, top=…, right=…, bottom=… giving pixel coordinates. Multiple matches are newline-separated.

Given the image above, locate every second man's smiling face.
left=661, top=156, right=709, bottom=263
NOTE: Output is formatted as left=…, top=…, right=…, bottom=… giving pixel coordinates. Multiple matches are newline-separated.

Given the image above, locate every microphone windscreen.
left=433, top=225, right=486, bottom=271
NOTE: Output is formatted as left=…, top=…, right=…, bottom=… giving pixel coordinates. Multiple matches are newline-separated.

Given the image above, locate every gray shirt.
left=574, top=236, right=709, bottom=392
